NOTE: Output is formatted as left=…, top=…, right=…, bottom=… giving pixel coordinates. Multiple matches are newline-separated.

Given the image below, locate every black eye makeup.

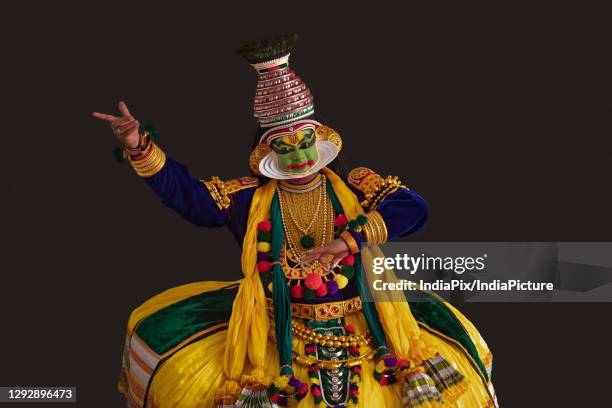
left=298, top=131, right=315, bottom=149
left=270, top=140, right=294, bottom=155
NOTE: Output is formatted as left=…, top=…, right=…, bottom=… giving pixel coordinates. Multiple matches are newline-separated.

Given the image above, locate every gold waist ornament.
left=290, top=320, right=372, bottom=347
left=293, top=349, right=377, bottom=370
left=265, top=296, right=363, bottom=321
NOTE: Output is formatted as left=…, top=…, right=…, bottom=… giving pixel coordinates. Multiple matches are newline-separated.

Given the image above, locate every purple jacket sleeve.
left=142, top=156, right=229, bottom=228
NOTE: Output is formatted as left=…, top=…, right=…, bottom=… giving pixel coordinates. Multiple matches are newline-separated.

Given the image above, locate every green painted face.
left=269, top=128, right=319, bottom=174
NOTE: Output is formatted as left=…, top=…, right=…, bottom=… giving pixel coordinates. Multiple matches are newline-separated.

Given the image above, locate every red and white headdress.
left=239, top=34, right=342, bottom=179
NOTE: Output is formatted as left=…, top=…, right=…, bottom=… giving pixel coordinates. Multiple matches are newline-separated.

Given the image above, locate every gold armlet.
left=362, top=175, right=407, bottom=210
left=340, top=230, right=360, bottom=254
left=362, top=210, right=388, bottom=246
left=127, top=141, right=166, bottom=178
left=203, top=176, right=231, bottom=210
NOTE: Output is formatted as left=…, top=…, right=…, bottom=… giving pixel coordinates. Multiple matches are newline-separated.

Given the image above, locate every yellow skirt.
left=119, top=281, right=497, bottom=408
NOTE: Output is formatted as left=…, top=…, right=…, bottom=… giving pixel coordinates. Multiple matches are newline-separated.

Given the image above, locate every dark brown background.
left=2, top=1, right=612, bottom=407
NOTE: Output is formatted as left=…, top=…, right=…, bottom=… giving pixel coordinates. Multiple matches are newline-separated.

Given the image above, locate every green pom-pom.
left=300, top=234, right=315, bottom=249
left=357, top=214, right=368, bottom=226
left=144, top=123, right=158, bottom=142
left=340, top=265, right=355, bottom=279
left=257, top=230, right=272, bottom=242
left=113, top=146, right=126, bottom=163
left=302, top=287, right=316, bottom=299
left=348, top=219, right=359, bottom=231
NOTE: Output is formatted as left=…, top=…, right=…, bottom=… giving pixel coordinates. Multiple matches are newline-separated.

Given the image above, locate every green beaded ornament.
left=300, top=234, right=315, bottom=249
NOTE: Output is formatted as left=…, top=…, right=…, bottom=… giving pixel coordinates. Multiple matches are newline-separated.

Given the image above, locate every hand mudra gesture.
left=92, top=101, right=140, bottom=148
left=299, top=238, right=351, bottom=271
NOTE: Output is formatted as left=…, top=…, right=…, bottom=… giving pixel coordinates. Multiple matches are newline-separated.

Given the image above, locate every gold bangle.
left=363, top=211, right=388, bottom=245
left=131, top=150, right=163, bottom=172
left=340, top=230, right=360, bottom=254
left=372, top=210, right=388, bottom=243
left=128, top=142, right=166, bottom=177
left=362, top=220, right=374, bottom=246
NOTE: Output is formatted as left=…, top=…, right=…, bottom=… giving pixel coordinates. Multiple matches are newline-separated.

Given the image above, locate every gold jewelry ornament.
left=347, top=168, right=408, bottom=210
left=127, top=141, right=166, bottom=177
left=367, top=175, right=406, bottom=210
left=315, top=125, right=342, bottom=152
left=362, top=210, right=388, bottom=245
left=340, top=230, right=360, bottom=254
left=265, top=296, right=363, bottom=320
left=293, top=349, right=377, bottom=369
left=276, top=175, right=335, bottom=260
left=289, top=320, right=372, bottom=347
left=203, top=176, right=231, bottom=209
left=249, top=143, right=272, bottom=176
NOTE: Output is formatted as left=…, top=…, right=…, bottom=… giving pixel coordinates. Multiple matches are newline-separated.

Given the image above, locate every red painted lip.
left=288, top=162, right=309, bottom=170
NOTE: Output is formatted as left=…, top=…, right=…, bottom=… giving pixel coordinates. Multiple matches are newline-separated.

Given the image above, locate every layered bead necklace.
left=277, top=174, right=335, bottom=262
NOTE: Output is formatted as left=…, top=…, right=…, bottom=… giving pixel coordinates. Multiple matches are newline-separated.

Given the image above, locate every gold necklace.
left=276, top=175, right=334, bottom=261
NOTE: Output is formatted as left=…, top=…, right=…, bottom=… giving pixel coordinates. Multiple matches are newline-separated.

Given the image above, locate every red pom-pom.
left=271, top=393, right=282, bottom=403
left=335, top=214, right=348, bottom=227
left=353, top=366, right=362, bottom=374
left=257, top=261, right=271, bottom=273
left=298, top=383, right=309, bottom=394
left=305, top=273, right=323, bottom=290
left=257, top=220, right=272, bottom=231
left=290, top=285, right=303, bottom=299
left=312, top=387, right=322, bottom=397
left=344, top=324, right=355, bottom=333
left=341, top=254, right=355, bottom=266
left=315, top=284, right=328, bottom=297
left=379, top=376, right=389, bottom=385
left=350, top=390, right=359, bottom=397
left=308, top=159, right=314, bottom=165
left=349, top=346, right=360, bottom=354
left=397, top=359, right=409, bottom=368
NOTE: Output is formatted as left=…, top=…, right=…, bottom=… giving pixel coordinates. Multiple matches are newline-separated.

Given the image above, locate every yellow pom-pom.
left=334, top=274, right=349, bottom=289
left=257, top=242, right=271, bottom=252
left=375, top=360, right=387, bottom=372
left=318, top=402, right=327, bottom=408
left=273, top=375, right=290, bottom=389
left=311, top=378, right=320, bottom=385
left=351, top=374, right=361, bottom=383
left=268, top=282, right=273, bottom=293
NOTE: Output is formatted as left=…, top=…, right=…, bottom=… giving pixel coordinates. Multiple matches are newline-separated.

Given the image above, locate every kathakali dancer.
left=93, top=34, right=498, bottom=408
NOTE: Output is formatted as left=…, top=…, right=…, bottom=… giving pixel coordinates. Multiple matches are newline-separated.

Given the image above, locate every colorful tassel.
left=341, top=254, right=355, bottom=266
left=257, top=261, right=272, bottom=273
left=326, top=279, right=339, bottom=295
left=290, top=284, right=303, bottom=299
left=335, top=214, right=348, bottom=227
left=257, top=220, right=272, bottom=231
left=334, top=274, right=349, bottom=289
left=305, top=273, right=323, bottom=290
